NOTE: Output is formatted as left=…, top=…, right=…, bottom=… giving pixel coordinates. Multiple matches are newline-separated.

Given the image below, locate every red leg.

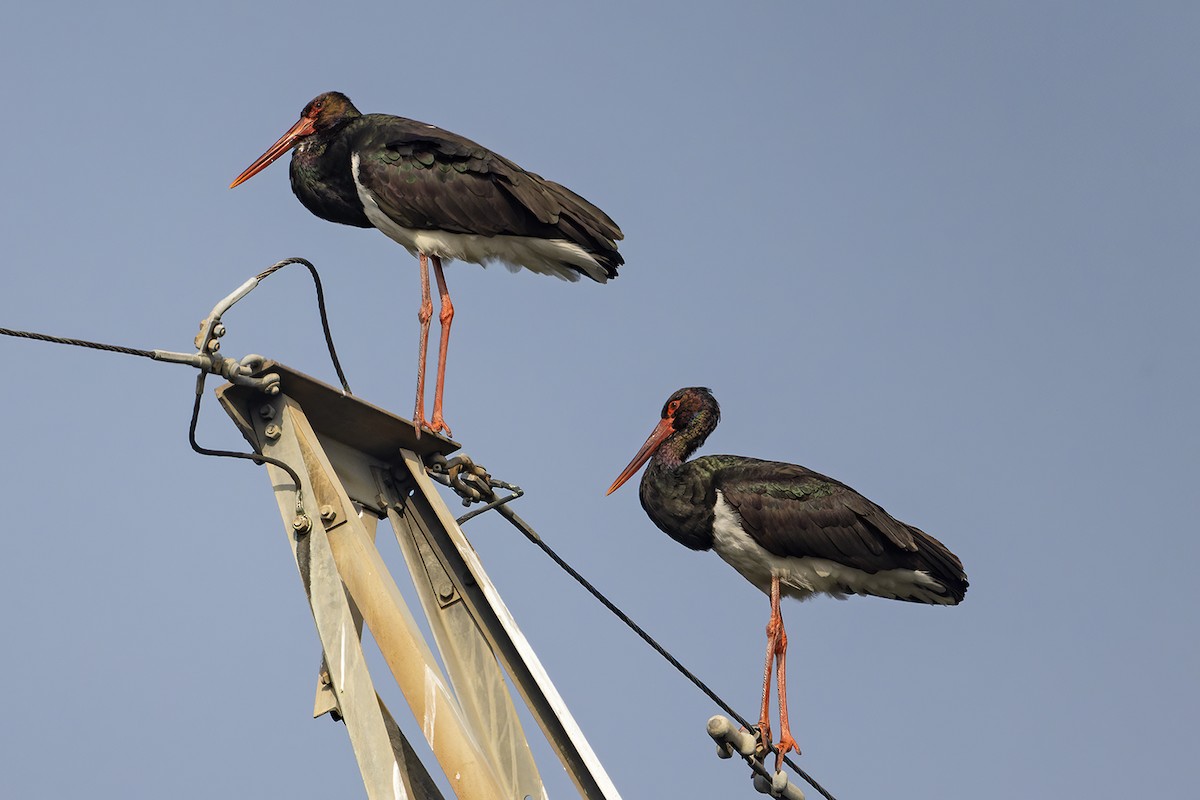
left=412, top=252, right=434, bottom=436
left=757, top=594, right=778, bottom=753
left=771, top=576, right=800, bottom=768
left=427, top=256, right=453, bottom=437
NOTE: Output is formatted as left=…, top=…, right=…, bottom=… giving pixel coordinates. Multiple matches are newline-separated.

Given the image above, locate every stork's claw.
left=774, top=732, right=799, bottom=770
left=426, top=413, right=452, bottom=438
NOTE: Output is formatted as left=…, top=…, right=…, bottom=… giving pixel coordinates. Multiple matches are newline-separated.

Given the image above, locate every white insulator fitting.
left=707, top=715, right=758, bottom=758
left=752, top=769, right=805, bottom=800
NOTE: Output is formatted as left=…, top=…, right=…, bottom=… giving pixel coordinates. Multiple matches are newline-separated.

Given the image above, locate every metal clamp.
left=707, top=716, right=805, bottom=800
left=423, top=453, right=524, bottom=525
left=145, top=273, right=281, bottom=394
left=153, top=349, right=281, bottom=394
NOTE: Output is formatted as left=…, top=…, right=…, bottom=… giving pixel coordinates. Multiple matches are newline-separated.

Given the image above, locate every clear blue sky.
left=1, top=2, right=1196, bottom=798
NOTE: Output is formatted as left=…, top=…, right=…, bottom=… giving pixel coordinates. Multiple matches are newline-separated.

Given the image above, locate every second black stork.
left=231, top=92, right=623, bottom=435
left=607, top=387, right=967, bottom=766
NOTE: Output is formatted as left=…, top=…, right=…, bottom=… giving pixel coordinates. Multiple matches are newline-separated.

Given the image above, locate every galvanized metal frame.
left=217, top=362, right=620, bottom=800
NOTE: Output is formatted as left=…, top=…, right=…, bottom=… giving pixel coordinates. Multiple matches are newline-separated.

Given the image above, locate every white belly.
left=351, top=153, right=609, bottom=283
left=711, top=491, right=953, bottom=604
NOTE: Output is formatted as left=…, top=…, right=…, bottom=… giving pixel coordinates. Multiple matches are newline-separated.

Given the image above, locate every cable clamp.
left=424, top=453, right=524, bottom=524
left=151, top=348, right=280, bottom=394
left=707, top=716, right=806, bottom=800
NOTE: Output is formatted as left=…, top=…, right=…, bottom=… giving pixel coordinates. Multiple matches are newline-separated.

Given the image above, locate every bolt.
left=207, top=338, right=221, bottom=353
left=292, top=515, right=312, bottom=535
left=264, top=423, right=282, bottom=440
left=258, top=404, right=276, bottom=420
left=212, top=323, right=226, bottom=338
left=319, top=505, right=338, bottom=523
left=438, top=585, right=456, bottom=602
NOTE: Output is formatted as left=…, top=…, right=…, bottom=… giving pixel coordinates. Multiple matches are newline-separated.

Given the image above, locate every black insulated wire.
left=489, top=502, right=839, bottom=800
left=0, top=327, right=157, bottom=359
left=186, top=371, right=304, bottom=495
left=256, top=257, right=352, bottom=394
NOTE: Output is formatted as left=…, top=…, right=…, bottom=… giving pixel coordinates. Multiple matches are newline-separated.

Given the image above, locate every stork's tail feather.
left=908, top=525, right=969, bottom=604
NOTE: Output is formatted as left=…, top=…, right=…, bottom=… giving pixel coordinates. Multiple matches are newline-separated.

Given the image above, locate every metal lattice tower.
left=218, top=362, right=621, bottom=800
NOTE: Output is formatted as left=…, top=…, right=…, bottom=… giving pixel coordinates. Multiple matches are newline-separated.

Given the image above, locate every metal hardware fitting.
left=423, top=453, right=524, bottom=524
left=707, top=716, right=805, bottom=800
left=147, top=275, right=281, bottom=394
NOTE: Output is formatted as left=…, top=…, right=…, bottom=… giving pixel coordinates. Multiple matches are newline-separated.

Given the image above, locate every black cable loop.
left=1, top=258, right=350, bottom=517
left=0, top=323, right=307, bottom=506
left=3, top=258, right=348, bottom=393
left=255, top=257, right=351, bottom=393
left=186, top=371, right=304, bottom=499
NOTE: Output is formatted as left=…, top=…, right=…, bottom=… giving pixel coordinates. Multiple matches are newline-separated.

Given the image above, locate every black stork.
left=606, top=387, right=967, bottom=767
left=230, top=91, right=623, bottom=435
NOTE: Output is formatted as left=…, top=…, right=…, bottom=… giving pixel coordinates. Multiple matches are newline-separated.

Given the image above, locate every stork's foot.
left=425, top=412, right=452, bottom=438
left=773, top=731, right=800, bottom=770
left=412, top=409, right=452, bottom=439
left=754, top=720, right=773, bottom=759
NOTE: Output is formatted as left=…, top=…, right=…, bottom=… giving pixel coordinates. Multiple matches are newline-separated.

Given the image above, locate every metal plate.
left=216, top=360, right=460, bottom=461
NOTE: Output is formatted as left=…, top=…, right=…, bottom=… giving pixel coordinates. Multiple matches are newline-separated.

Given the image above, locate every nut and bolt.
left=264, top=423, right=282, bottom=440
left=319, top=505, right=338, bottom=524
left=258, top=404, right=277, bottom=420
left=292, top=515, right=312, bottom=535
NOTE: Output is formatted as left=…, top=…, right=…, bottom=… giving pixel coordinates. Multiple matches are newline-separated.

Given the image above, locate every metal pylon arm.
left=216, top=361, right=621, bottom=800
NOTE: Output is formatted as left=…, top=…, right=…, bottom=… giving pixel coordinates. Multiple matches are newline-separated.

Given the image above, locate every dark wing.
left=708, top=456, right=967, bottom=601
left=351, top=114, right=623, bottom=276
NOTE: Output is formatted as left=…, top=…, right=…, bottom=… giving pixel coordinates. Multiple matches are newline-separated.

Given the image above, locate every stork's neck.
left=635, top=409, right=721, bottom=552
left=638, top=458, right=716, bottom=551
left=652, top=405, right=718, bottom=469
left=289, top=118, right=372, bottom=229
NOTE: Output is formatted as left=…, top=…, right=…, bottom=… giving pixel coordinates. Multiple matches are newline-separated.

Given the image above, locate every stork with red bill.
left=232, top=92, right=623, bottom=435
left=607, top=387, right=967, bottom=765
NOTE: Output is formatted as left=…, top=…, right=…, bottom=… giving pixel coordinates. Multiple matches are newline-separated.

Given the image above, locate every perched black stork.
left=607, top=387, right=967, bottom=767
left=230, top=91, right=623, bottom=435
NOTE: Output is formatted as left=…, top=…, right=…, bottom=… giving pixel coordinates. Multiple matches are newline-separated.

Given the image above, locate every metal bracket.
left=373, top=466, right=459, bottom=608
left=153, top=348, right=281, bottom=394
left=194, top=275, right=259, bottom=351
left=147, top=273, right=281, bottom=393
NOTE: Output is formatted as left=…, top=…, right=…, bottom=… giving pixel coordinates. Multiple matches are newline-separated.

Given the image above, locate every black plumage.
left=608, top=386, right=968, bottom=765
left=614, top=386, right=966, bottom=604
left=231, top=91, right=623, bottom=434
left=707, top=456, right=967, bottom=602
left=281, top=92, right=623, bottom=280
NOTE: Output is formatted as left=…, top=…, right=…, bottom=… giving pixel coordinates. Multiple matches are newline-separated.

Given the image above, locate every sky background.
left=1, top=2, right=1197, bottom=798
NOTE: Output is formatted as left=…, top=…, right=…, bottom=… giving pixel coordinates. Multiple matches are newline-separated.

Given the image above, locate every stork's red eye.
left=667, top=399, right=681, bottom=415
